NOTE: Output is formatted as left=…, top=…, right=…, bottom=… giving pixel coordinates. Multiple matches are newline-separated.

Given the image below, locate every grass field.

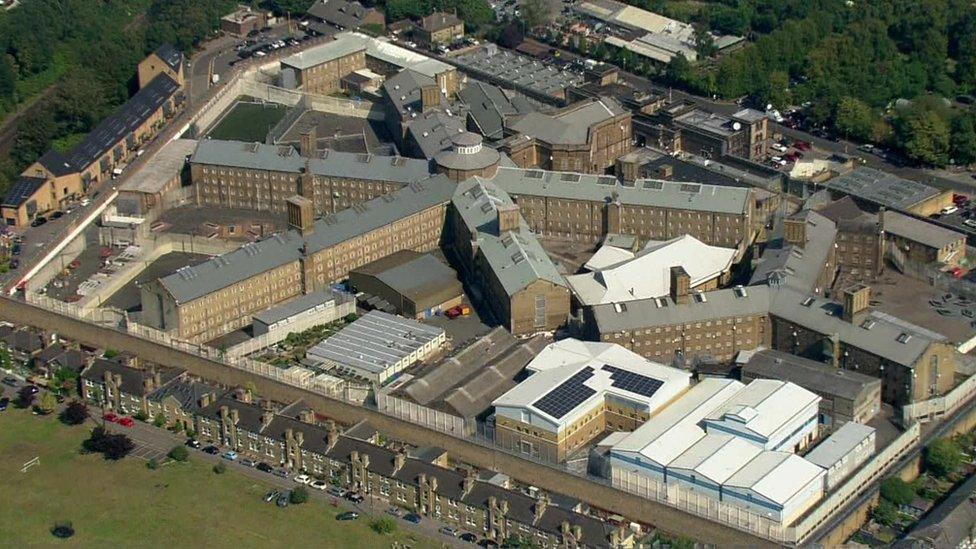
left=0, top=408, right=422, bottom=548
left=207, top=100, right=289, bottom=142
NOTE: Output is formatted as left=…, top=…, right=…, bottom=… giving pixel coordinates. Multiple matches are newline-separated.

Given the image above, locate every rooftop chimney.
left=261, top=410, right=275, bottom=428
left=669, top=265, right=691, bottom=305
left=299, top=126, right=317, bottom=158
left=658, top=164, right=673, bottom=180
left=287, top=195, right=315, bottom=236
left=783, top=216, right=806, bottom=247
left=842, top=283, right=871, bottom=323
left=393, top=448, right=407, bottom=474
left=496, top=203, right=520, bottom=234
left=326, top=420, right=339, bottom=450
left=421, top=84, right=440, bottom=113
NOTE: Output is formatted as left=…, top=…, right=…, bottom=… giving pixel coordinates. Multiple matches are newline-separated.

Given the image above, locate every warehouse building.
left=740, top=349, right=882, bottom=428
left=348, top=251, right=463, bottom=319
left=822, top=167, right=953, bottom=217
left=803, top=421, right=876, bottom=491
left=252, top=290, right=356, bottom=337
left=306, top=310, right=446, bottom=384
left=883, top=209, right=966, bottom=267
left=493, top=339, right=692, bottom=461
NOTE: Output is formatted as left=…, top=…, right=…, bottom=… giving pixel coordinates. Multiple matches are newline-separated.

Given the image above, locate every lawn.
left=0, top=408, right=422, bottom=548
left=206, top=100, right=289, bottom=142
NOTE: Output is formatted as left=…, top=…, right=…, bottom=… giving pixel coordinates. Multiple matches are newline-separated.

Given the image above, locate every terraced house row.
left=79, top=358, right=634, bottom=548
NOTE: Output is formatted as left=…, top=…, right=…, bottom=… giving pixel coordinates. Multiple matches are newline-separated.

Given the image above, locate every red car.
left=793, top=140, right=812, bottom=151
left=954, top=194, right=969, bottom=206
left=117, top=417, right=134, bottom=428
left=444, top=306, right=463, bottom=319
left=103, top=412, right=119, bottom=423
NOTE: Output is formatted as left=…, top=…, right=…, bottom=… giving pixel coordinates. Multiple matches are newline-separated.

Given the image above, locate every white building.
left=702, top=379, right=820, bottom=452
left=804, top=421, right=876, bottom=490
left=609, top=378, right=838, bottom=525
left=306, top=310, right=446, bottom=384
left=567, top=235, right=736, bottom=306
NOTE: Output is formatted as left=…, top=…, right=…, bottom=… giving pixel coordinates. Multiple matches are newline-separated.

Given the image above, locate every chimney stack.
left=496, top=203, right=520, bottom=234
left=658, top=164, right=673, bottom=180
left=669, top=265, right=691, bottom=305
left=842, top=283, right=871, bottom=323
left=394, top=448, right=407, bottom=474
left=421, top=84, right=440, bottom=112
left=261, top=410, right=275, bottom=428
left=615, top=154, right=640, bottom=183
left=229, top=408, right=239, bottom=425
left=287, top=195, right=315, bottom=236
left=298, top=408, right=316, bottom=424
left=299, top=127, right=317, bottom=158
left=783, top=216, right=807, bottom=247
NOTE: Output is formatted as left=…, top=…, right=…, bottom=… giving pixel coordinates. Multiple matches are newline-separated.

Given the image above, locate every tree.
left=153, top=413, right=167, bottom=428
left=951, top=111, right=976, bottom=165
left=213, top=462, right=227, bottom=474
left=664, top=54, right=694, bottom=87
left=290, top=486, right=309, bottom=504
left=0, top=57, right=15, bottom=102
left=497, top=22, right=524, bottom=49
left=35, top=392, right=56, bottom=415
left=892, top=99, right=952, bottom=166
left=758, top=71, right=790, bottom=111
left=833, top=97, right=876, bottom=142
left=168, top=445, right=189, bottom=462
left=926, top=438, right=963, bottom=478
left=521, top=0, right=555, bottom=30
left=84, top=427, right=134, bottom=460
left=693, top=24, right=716, bottom=59
left=872, top=499, right=899, bottom=526
left=880, top=477, right=915, bottom=506
left=369, top=517, right=397, bottom=534
left=60, top=401, right=89, bottom=425
left=16, top=385, right=36, bottom=409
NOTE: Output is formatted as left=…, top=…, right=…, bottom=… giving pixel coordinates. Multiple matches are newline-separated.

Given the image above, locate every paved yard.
left=0, top=408, right=430, bottom=548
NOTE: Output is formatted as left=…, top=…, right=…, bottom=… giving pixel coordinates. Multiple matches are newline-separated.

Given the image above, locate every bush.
left=213, top=462, right=226, bottom=474
left=344, top=313, right=358, bottom=323
left=147, top=458, right=159, bottom=470
left=926, top=438, right=964, bottom=478
left=369, top=517, right=397, bottom=535
left=290, top=486, right=308, bottom=504
left=872, top=499, right=899, bottom=526
left=153, top=413, right=166, bottom=428
left=133, top=410, right=149, bottom=422
left=34, top=392, right=56, bottom=415
left=880, top=477, right=915, bottom=506
left=168, top=445, right=189, bottom=462
left=16, top=385, right=36, bottom=408
left=60, top=401, right=89, bottom=425
left=103, top=349, right=118, bottom=359
left=50, top=521, right=74, bottom=539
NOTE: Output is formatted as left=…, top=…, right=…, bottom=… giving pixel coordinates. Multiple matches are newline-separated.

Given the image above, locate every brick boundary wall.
left=0, top=296, right=769, bottom=547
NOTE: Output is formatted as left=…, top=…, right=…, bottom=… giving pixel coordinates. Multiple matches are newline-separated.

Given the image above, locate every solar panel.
left=532, top=367, right=596, bottom=418
left=601, top=365, right=663, bottom=398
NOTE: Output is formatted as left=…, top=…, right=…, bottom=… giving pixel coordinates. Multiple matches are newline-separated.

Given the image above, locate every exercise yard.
left=0, top=408, right=421, bottom=548
left=206, top=99, right=289, bottom=142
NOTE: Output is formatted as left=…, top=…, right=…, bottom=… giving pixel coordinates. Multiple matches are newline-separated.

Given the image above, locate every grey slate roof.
left=157, top=175, right=456, bottom=303
left=197, top=395, right=270, bottom=435
left=814, top=196, right=879, bottom=233
left=382, top=69, right=446, bottom=117
left=459, top=81, right=531, bottom=140
left=825, top=167, right=942, bottom=211
left=81, top=359, right=185, bottom=396
left=591, top=285, right=772, bottom=333
left=491, top=166, right=752, bottom=215
left=190, top=139, right=432, bottom=184
left=153, top=43, right=184, bottom=72
left=454, top=46, right=584, bottom=98
left=405, top=110, right=466, bottom=159
left=253, top=290, right=347, bottom=326
left=148, top=380, right=223, bottom=414
left=742, top=349, right=881, bottom=402
left=767, top=288, right=947, bottom=368
left=749, top=210, right=837, bottom=293
left=884, top=210, right=964, bottom=250
left=351, top=251, right=461, bottom=306
left=306, top=0, right=377, bottom=29
left=507, top=97, right=626, bottom=145
left=453, top=177, right=566, bottom=295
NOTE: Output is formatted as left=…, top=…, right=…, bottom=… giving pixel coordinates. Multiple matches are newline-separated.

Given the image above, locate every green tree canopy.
left=926, top=438, right=963, bottom=478
left=880, top=477, right=915, bottom=506
left=833, top=97, right=876, bottom=142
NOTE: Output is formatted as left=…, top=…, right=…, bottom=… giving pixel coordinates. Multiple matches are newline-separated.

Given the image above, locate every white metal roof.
left=281, top=32, right=452, bottom=77
left=668, top=435, right=762, bottom=485
left=567, top=235, right=736, bottom=306
left=703, top=379, right=819, bottom=440
left=724, top=452, right=824, bottom=506
left=492, top=339, right=691, bottom=431
left=804, top=422, right=875, bottom=470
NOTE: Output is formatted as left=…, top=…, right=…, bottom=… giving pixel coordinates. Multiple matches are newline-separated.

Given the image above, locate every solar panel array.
left=532, top=367, right=596, bottom=418
left=601, top=365, right=664, bottom=398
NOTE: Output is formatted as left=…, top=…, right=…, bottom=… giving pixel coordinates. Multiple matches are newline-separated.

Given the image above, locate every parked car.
left=264, top=490, right=280, bottom=502
left=117, top=417, right=134, bottom=428
left=30, top=217, right=47, bottom=227
left=0, top=397, right=9, bottom=411
left=202, top=445, right=220, bottom=455
left=942, top=205, right=959, bottom=215
left=328, top=487, right=348, bottom=497
left=964, top=218, right=976, bottom=229
left=274, top=468, right=290, bottom=478
left=256, top=462, right=274, bottom=473
left=439, top=526, right=459, bottom=537
left=10, top=244, right=20, bottom=255
left=240, top=458, right=257, bottom=467
left=459, top=532, right=478, bottom=543
left=310, top=480, right=328, bottom=490
left=276, top=493, right=290, bottom=507
left=403, top=513, right=422, bottom=524
left=445, top=305, right=463, bottom=319
left=345, top=492, right=364, bottom=503
left=103, top=412, right=119, bottom=423
left=186, top=438, right=201, bottom=448
left=222, top=451, right=238, bottom=461
left=336, top=511, right=360, bottom=521
left=2, top=376, right=19, bottom=387
left=771, top=143, right=787, bottom=152
left=387, top=506, right=403, bottom=517
left=50, top=211, right=64, bottom=219
left=793, top=140, right=812, bottom=151
left=25, top=385, right=38, bottom=395
left=294, top=474, right=311, bottom=484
